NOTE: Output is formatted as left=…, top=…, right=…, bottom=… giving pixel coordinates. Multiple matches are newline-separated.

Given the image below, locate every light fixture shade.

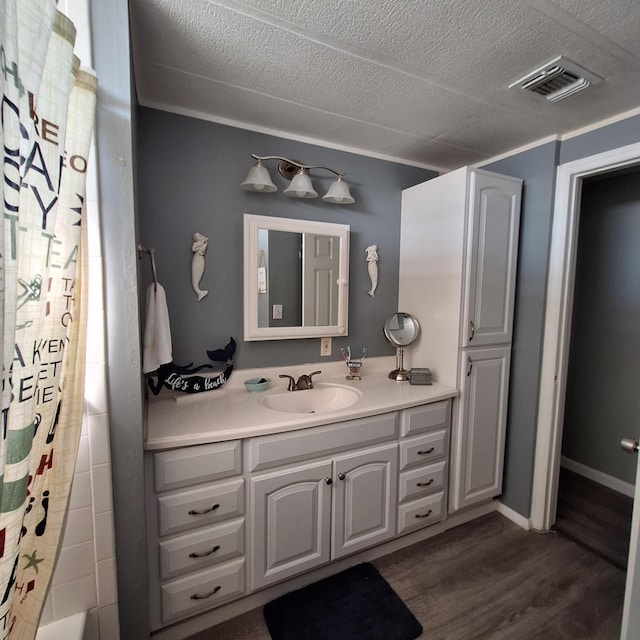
left=322, top=175, right=355, bottom=204
left=283, top=169, right=318, bottom=198
left=240, top=161, right=277, bottom=192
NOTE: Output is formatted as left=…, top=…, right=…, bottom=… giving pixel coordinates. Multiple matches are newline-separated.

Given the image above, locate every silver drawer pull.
left=416, top=479, right=434, bottom=487
left=190, top=585, right=221, bottom=600
left=189, top=545, right=220, bottom=558
left=188, top=503, right=220, bottom=516
left=417, top=447, right=435, bottom=455
left=415, top=509, right=433, bottom=519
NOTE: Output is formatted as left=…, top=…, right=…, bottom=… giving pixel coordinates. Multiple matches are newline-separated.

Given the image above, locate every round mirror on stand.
left=383, top=312, right=420, bottom=381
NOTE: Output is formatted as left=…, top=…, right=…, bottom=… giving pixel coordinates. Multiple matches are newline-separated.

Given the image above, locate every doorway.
left=531, top=143, right=640, bottom=530
left=553, top=168, right=639, bottom=568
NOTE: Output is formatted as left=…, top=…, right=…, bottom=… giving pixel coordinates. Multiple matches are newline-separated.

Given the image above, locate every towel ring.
left=138, top=244, right=158, bottom=287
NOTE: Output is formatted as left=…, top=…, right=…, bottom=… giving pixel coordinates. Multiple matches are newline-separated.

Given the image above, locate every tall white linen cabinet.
left=398, top=167, right=522, bottom=513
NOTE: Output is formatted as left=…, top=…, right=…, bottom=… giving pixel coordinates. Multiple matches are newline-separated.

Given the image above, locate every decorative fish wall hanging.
left=147, top=337, right=236, bottom=396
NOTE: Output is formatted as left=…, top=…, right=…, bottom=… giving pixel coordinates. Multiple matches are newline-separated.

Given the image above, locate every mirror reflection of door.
left=267, top=230, right=302, bottom=328
left=302, top=234, right=339, bottom=327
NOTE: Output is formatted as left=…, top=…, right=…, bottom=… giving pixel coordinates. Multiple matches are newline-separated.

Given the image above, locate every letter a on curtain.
left=0, top=1, right=96, bottom=637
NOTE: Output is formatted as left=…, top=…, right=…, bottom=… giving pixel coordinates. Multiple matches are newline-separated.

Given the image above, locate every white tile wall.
left=41, top=4, right=121, bottom=637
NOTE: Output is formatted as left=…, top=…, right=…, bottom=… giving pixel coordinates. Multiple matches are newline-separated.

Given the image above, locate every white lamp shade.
left=240, top=162, right=277, bottom=192
left=283, top=170, right=318, bottom=198
left=322, top=176, right=355, bottom=204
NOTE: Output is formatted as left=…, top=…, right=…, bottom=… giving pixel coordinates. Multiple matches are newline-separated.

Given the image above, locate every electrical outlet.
left=320, top=337, right=332, bottom=356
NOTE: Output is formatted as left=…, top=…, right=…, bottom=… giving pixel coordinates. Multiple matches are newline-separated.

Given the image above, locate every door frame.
left=531, top=141, right=640, bottom=531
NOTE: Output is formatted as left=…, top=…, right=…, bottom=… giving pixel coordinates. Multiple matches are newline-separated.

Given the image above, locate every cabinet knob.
left=325, top=477, right=333, bottom=485
left=415, top=509, right=433, bottom=519
left=469, top=320, right=475, bottom=342
left=417, top=479, right=434, bottom=487
left=466, top=356, right=473, bottom=377
left=338, top=472, right=346, bottom=481
left=417, top=447, right=435, bottom=455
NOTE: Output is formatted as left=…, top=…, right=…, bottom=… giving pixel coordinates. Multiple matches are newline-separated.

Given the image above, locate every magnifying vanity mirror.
left=383, top=312, right=420, bottom=381
left=244, top=214, right=350, bottom=340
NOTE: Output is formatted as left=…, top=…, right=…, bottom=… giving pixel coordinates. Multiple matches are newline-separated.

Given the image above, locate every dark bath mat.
left=263, top=562, right=422, bottom=640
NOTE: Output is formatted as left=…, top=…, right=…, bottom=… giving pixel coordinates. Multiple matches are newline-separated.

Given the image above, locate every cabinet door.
left=251, top=460, right=332, bottom=589
left=450, top=347, right=511, bottom=511
left=332, top=444, right=397, bottom=559
left=462, top=171, right=521, bottom=348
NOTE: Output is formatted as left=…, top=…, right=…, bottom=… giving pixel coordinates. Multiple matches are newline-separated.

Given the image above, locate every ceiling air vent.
left=509, top=56, right=602, bottom=102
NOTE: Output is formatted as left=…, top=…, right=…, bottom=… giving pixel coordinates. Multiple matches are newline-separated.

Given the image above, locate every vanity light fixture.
left=240, top=154, right=355, bottom=204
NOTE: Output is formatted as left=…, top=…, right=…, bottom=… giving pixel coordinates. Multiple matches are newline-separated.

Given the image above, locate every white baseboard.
left=561, top=456, right=635, bottom=498
left=495, top=501, right=532, bottom=531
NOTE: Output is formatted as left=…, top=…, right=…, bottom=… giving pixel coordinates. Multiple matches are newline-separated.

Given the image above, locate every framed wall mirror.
left=243, top=214, right=350, bottom=340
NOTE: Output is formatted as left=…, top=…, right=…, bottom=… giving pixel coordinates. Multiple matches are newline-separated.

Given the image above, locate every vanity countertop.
left=145, top=357, right=457, bottom=451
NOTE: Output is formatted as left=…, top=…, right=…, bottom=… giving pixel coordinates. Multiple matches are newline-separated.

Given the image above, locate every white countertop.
left=144, top=357, right=458, bottom=451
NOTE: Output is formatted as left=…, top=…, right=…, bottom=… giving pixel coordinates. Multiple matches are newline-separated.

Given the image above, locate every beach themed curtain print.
left=1, top=1, right=96, bottom=637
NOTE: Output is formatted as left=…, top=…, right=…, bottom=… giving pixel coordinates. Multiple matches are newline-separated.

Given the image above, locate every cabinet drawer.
left=161, top=558, right=245, bottom=622
left=399, top=430, right=447, bottom=470
left=154, top=441, right=241, bottom=492
left=158, top=479, right=244, bottom=537
left=159, top=519, right=244, bottom=581
left=249, top=412, right=398, bottom=472
left=399, top=460, right=446, bottom=502
left=400, top=401, right=451, bottom=437
left=397, top=492, right=445, bottom=534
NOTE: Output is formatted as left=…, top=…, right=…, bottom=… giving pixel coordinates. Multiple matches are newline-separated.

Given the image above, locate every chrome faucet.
left=279, top=371, right=321, bottom=391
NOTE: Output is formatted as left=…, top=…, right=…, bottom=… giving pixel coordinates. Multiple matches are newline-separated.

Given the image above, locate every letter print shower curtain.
left=0, top=1, right=96, bottom=637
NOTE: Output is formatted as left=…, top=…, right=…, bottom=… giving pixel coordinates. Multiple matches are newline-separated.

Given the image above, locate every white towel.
left=143, top=283, right=173, bottom=374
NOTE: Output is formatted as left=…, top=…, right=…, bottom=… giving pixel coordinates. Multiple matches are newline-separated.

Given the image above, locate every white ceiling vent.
left=509, top=56, right=602, bottom=102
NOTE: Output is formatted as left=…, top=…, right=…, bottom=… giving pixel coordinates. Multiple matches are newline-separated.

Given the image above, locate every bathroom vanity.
left=144, top=360, right=499, bottom=638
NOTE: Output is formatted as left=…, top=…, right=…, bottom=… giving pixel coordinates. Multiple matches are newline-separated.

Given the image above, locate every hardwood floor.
left=187, top=512, right=626, bottom=640
left=554, top=467, right=633, bottom=569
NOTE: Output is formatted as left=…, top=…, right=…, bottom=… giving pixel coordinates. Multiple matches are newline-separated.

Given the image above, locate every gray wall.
left=485, top=142, right=560, bottom=515
left=562, top=170, right=640, bottom=484
left=560, top=114, right=640, bottom=165
left=486, top=117, right=640, bottom=516
left=136, top=108, right=435, bottom=369
left=136, top=110, right=640, bottom=521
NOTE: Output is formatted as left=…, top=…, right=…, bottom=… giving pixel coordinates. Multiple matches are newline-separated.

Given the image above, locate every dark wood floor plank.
left=186, top=512, right=625, bottom=640
left=555, top=467, right=633, bottom=569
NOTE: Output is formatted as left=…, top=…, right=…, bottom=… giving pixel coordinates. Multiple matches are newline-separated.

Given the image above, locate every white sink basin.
left=259, top=383, right=362, bottom=414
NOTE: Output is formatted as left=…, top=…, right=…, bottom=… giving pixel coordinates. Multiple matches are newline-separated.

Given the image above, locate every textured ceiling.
left=129, top=0, right=640, bottom=170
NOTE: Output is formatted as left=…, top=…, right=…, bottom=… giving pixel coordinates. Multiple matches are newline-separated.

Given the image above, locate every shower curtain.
left=0, top=2, right=96, bottom=637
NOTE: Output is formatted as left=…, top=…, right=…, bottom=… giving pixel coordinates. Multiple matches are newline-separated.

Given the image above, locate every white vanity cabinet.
left=399, top=167, right=521, bottom=513
left=397, top=401, right=450, bottom=533
left=146, top=441, right=246, bottom=629
left=145, top=395, right=455, bottom=634
left=249, top=413, right=398, bottom=590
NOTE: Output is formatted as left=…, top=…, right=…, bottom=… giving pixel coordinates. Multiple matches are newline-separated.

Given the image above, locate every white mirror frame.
left=243, top=213, right=350, bottom=340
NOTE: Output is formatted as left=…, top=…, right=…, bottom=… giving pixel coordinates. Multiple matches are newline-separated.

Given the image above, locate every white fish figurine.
left=191, top=232, right=209, bottom=301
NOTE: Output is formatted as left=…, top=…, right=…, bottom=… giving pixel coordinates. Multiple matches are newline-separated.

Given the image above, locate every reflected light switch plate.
left=272, top=304, right=283, bottom=319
